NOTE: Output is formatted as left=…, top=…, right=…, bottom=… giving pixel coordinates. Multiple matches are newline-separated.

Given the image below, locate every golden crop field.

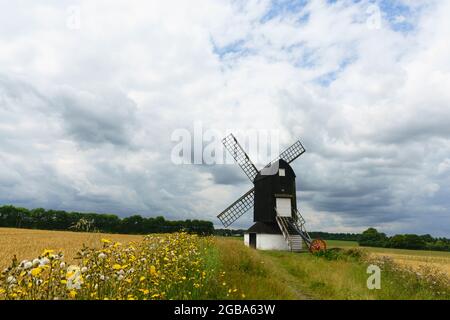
left=0, top=228, right=242, bottom=300
left=0, top=228, right=143, bottom=269
left=370, top=252, right=450, bottom=277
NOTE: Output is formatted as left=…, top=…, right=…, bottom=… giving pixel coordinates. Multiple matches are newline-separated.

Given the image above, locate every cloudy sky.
left=0, top=0, right=449, bottom=236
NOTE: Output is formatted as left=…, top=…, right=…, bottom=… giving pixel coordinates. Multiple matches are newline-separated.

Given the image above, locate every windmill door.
left=249, top=233, right=256, bottom=248
left=276, top=198, right=291, bottom=217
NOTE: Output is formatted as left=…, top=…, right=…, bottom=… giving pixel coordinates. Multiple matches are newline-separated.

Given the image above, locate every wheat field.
left=371, top=252, right=450, bottom=276
left=0, top=227, right=143, bottom=269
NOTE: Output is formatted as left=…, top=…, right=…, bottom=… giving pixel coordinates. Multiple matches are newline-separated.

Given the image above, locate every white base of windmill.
left=244, top=233, right=295, bottom=251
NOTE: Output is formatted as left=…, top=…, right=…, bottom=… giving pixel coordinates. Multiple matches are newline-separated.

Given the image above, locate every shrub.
left=313, top=248, right=366, bottom=261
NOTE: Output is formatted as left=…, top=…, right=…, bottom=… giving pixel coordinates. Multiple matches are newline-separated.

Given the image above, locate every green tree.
left=359, top=228, right=387, bottom=247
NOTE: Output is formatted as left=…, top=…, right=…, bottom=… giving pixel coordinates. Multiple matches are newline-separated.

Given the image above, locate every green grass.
left=326, top=240, right=359, bottom=248
left=326, top=239, right=450, bottom=257
left=214, top=237, right=450, bottom=300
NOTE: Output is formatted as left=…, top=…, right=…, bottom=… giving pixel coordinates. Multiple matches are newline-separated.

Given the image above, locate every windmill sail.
left=222, top=134, right=259, bottom=182
left=217, top=188, right=254, bottom=227
left=272, top=140, right=305, bottom=164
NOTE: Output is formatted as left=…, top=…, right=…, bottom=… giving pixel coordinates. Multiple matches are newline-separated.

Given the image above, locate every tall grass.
left=216, top=238, right=450, bottom=300
left=214, top=238, right=305, bottom=299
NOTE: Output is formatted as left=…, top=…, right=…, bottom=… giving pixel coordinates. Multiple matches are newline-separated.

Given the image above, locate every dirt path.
left=257, top=251, right=314, bottom=300
left=215, top=237, right=314, bottom=299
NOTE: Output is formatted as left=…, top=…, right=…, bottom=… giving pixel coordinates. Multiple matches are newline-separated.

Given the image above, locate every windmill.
left=217, top=133, right=326, bottom=252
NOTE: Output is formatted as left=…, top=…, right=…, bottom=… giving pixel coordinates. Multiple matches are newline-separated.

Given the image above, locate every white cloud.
left=0, top=0, right=449, bottom=236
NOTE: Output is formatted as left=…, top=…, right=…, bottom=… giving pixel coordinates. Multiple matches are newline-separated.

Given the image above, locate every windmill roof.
left=254, top=159, right=295, bottom=182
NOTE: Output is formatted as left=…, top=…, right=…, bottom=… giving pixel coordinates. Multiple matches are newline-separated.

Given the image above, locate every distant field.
left=0, top=227, right=143, bottom=269
left=326, top=239, right=450, bottom=276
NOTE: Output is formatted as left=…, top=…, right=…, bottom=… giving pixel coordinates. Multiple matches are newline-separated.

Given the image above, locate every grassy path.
left=214, top=237, right=310, bottom=299
left=215, top=237, right=450, bottom=300
left=215, top=237, right=372, bottom=300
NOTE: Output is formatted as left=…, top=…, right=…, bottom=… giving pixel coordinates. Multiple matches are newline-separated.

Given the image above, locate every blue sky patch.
left=377, top=0, right=416, bottom=32
left=261, top=0, right=308, bottom=23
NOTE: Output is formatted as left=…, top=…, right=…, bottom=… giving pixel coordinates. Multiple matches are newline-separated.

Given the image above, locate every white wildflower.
left=6, top=276, right=16, bottom=284
left=66, top=265, right=83, bottom=290
left=19, top=260, right=29, bottom=268
left=39, top=257, right=50, bottom=266
left=81, top=267, right=88, bottom=273
left=98, top=253, right=106, bottom=259
left=24, top=261, right=33, bottom=269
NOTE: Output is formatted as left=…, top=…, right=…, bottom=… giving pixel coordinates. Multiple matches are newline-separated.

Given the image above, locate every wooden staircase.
left=276, top=208, right=313, bottom=252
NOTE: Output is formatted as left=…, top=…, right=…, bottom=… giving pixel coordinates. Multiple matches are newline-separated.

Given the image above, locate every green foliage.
left=312, top=248, right=366, bottom=261
left=358, top=228, right=450, bottom=252
left=388, top=234, right=426, bottom=249
left=0, top=205, right=214, bottom=236
left=309, top=231, right=360, bottom=241
left=359, top=228, right=388, bottom=247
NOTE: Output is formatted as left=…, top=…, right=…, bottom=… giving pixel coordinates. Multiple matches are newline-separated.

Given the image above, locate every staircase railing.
left=292, top=208, right=312, bottom=246
left=275, top=209, right=293, bottom=251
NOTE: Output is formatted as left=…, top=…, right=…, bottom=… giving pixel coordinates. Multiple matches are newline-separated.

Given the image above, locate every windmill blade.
left=223, top=134, right=259, bottom=182
left=273, top=140, right=306, bottom=164
left=217, top=188, right=254, bottom=227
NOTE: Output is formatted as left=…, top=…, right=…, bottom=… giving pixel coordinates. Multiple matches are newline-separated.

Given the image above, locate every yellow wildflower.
left=31, top=267, right=42, bottom=277
left=150, top=265, right=157, bottom=275
left=139, top=289, right=149, bottom=295
left=42, top=249, right=54, bottom=256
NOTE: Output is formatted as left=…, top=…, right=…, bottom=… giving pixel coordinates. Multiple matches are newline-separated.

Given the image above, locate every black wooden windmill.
left=217, top=133, right=326, bottom=252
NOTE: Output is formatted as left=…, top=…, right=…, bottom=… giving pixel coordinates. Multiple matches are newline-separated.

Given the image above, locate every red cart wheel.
left=309, top=239, right=327, bottom=253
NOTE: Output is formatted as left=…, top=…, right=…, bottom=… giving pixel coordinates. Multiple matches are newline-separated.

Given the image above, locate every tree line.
left=307, top=229, right=450, bottom=252
left=0, top=205, right=214, bottom=235
left=214, top=228, right=245, bottom=237
left=358, top=228, right=450, bottom=251
left=309, top=231, right=360, bottom=241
